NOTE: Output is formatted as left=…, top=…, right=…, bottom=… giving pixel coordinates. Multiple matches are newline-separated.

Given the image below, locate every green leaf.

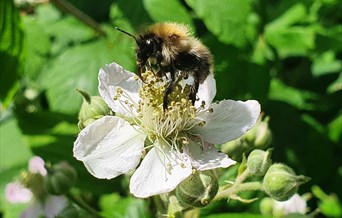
left=35, top=3, right=61, bottom=25
left=268, top=78, right=320, bottom=110
left=0, top=114, right=32, bottom=214
left=204, top=213, right=270, bottom=218
left=312, top=51, right=342, bottom=77
left=316, top=25, right=342, bottom=54
left=143, top=0, right=193, bottom=26
left=264, top=3, right=316, bottom=58
left=185, top=0, right=253, bottom=47
left=0, top=115, right=32, bottom=171
left=328, top=113, right=342, bottom=143
left=100, top=193, right=151, bottom=218
left=266, top=3, right=307, bottom=29
left=30, top=4, right=95, bottom=55
left=110, top=0, right=152, bottom=30
left=265, top=26, right=315, bottom=57
left=1, top=200, right=27, bottom=218
left=22, top=16, right=51, bottom=80
left=38, top=36, right=135, bottom=114
left=312, top=186, right=342, bottom=218
left=327, top=72, right=342, bottom=94
left=45, top=16, right=96, bottom=55
left=0, top=0, right=24, bottom=107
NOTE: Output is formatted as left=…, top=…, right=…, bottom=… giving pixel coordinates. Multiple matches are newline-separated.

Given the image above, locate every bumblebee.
left=116, top=22, right=213, bottom=110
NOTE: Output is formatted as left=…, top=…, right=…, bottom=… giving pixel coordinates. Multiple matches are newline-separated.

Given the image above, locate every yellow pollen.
left=137, top=69, right=199, bottom=158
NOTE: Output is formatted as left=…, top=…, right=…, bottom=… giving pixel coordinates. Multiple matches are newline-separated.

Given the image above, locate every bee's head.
left=136, top=34, right=162, bottom=68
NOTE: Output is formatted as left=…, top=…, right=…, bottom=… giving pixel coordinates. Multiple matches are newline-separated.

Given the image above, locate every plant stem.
left=50, top=0, right=105, bottom=36
left=215, top=181, right=263, bottom=200
left=214, top=169, right=253, bottom=200
left=66, top=192, right=102, bottom=217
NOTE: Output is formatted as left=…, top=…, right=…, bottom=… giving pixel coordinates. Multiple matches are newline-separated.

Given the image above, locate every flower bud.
left=263, top=164, right=310, bottom=201
left=176, top=170, right=218, bottom=208
left=77, top=89, right=111, bottom=129
left=247, top=149, right=272, bottom=176
left=244, top=115, right=272, bottom=149
left=45, top=162, right=77, bottom=195
left=259, top=197, right=274, bottom=216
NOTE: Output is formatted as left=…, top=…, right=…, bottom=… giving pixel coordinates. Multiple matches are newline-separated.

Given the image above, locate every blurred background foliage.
left=0, top=0, right=341, bottom=217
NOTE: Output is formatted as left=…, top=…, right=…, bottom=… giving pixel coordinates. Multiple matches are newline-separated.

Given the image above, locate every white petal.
left=74, top=116, right=146, bottom=179
left=274, top=194, right=307, bottom=215
left=129, top=143, right=192, bottom=198
left=185, top=140, right=236, bottom=170
left=195, top=73, right=216, bottom=108
left=98, top=62, right=142, bottom=117
left=192, top=100, right=261, bottom=144
left=44, top=196, right=68, bottom=217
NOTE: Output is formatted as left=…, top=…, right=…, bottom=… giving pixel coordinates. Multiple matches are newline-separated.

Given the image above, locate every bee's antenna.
left=115, top=27, right=138, bottom=43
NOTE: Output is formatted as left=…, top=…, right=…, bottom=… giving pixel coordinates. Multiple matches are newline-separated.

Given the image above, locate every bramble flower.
left=273, top=193, right=307, bottom=217
left=73, top=62, right=261, bottom=198
left=5, top=156, right=67, bottom=218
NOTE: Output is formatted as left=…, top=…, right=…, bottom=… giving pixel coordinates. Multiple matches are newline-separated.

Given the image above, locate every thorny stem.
left=66, top=192, right=102, bottom=217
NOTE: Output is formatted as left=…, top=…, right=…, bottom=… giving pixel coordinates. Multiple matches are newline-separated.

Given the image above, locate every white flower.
left=273, top=193, right=307, bottom=216
left=5, top=156, right=67, bottom=218
left=73, top=62, right=261, bottom=198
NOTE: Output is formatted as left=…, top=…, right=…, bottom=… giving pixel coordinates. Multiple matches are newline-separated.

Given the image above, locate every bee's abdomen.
left=174, top=52, right=212, bottom=84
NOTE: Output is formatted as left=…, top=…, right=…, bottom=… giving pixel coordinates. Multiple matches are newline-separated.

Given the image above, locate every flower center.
left=113, top=69, right=211, bottom=155
left=137, top=70, right=196, bottom=146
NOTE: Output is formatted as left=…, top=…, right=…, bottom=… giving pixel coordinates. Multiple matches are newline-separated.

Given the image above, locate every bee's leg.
left=163, top=69, right=176, bottom=111
left=189, top=79, right=199, bottom=105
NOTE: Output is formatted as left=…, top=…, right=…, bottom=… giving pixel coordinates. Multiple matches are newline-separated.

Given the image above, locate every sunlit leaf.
left=204, top=213, right=270, bottom=218
left=312, top=51, right=342, bottom=77
left=268, top=78, right=320, bottom=110
left=328, top=113, right=342, bottom=143
left=0, top=0, right=24, bottom=107
left=110, top=0, right=152, bottom=31
left=22, top=16, right=51, bottom=80
left=185, top=0, right=253, bottom=47
left=100, top=193, right=151, bottom=218
left=143, top=0, right=193, bottom=26
left=265, top=27, right=315, bottom=57
left=327, top=72, right=342, bottom=94
left=312, top=186, right=342, bottom=218
left=0, top=114, right=32, bottom=214
left=38, top=36, right=135, bottom=114
left=45, top=16, right=96, bottom=55
left=266, top=3, right=307, bottom=29
left=0, top=115, right=32, bottom=171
